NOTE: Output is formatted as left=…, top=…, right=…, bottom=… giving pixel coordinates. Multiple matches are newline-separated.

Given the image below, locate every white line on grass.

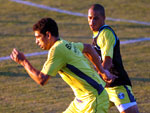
left=2, top=0, right=149, bottom=62
left=10, top=0, right=150, bottom=26
left=120, top=37, right=150, bottom=44
left=0, top=51, right=48, bottom=61
left=1, top=38, right=150, bottom=61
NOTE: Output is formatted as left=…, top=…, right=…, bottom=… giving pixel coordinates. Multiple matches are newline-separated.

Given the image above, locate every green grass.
left=0, top=0, right=150, bottom=113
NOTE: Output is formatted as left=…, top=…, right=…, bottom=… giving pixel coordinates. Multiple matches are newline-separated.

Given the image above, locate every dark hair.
left=90, top=4, right=105, bottom=17
left=33, top=18, right=59, bottom=37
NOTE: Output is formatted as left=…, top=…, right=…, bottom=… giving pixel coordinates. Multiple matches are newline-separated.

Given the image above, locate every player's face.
left=34, top=31, right=50, bottom=50
left=88, top=9, right=105, bottom=31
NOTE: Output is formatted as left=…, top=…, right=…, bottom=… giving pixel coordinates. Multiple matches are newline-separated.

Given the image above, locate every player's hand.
left=99, top=70, right=118, bottom=84
left=10, top=48, right=26, bottom=65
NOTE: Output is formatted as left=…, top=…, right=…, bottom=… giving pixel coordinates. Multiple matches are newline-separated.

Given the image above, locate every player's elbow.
left=38, top=76, right=50, bottom=86
left=39, top=81, right=46, bottom=86
left=83, top=44, right=93, bottom=53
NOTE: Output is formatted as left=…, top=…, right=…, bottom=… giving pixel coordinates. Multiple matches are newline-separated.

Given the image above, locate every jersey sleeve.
left=98, top=29, right=116, bottom=60
left=41, top=45, right=66, bottom=76
left=74, top=42, right=84, bottom=52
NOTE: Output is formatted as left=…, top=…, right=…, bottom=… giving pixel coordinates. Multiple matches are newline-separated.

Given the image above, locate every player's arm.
left=83, top=44, right=103, bottom=72
left=101, top=29, right=116, bottom=70
left=102, top=56, right=113, bottom=70
left=82, top=44, right=116, bottom=83
left=10, top=48, right=50, bottom=86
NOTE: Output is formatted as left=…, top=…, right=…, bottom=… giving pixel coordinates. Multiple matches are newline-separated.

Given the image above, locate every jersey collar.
left=92, top=25, right=108, bottom=39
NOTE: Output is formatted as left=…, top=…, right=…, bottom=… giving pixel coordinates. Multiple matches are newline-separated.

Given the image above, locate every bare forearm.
left=10, top=48, right=50, bottom=85
left=102, top=56, right=112, bottom=70
left=83, top=44, right=116, bottom=83
left=22, top=59, right=50, bottom=85
left=88, top=53, right=104, bottom=74
left=83, top=44, right=105, bottom=74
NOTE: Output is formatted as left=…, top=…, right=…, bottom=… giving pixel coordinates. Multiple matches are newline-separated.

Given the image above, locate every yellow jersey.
left=41, top=39, right=106, bottom=98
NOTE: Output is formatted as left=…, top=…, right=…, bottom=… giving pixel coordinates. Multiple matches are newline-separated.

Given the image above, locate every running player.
left=10, top=17, right=115, bottom=113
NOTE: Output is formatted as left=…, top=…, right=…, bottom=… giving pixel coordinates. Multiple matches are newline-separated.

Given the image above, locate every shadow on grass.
left=110, top=24, right=150, bottom=29
left=0, top=71, right=61, bottom=78
left=0, top=71, right=27, bottom=77
left=0, top=33, right=33, bottom=38
left=0, top=20, right=32, bottom=24
left=130, top=77, right=150, bottom=82
left=118, top=37, right=138, bottom=40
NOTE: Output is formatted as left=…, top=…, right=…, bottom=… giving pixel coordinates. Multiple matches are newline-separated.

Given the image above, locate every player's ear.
left=46, top=31, right=51, bottom=39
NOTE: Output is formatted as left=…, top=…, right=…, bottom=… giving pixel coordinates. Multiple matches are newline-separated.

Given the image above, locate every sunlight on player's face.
left=88, top=9, right=105, bottom=31
left=34, top=31, right=50, bottom=50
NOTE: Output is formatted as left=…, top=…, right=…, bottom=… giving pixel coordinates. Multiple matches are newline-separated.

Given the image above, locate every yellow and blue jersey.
left=41, top=39, right=106, bottom=98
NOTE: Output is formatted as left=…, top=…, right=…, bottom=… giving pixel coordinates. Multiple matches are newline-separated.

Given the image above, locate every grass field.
left=0, top=0, right=150, bottom=113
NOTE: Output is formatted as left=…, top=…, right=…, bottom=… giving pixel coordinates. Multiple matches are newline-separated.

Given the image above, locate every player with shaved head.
left=87, top=4, right=139, bottom=113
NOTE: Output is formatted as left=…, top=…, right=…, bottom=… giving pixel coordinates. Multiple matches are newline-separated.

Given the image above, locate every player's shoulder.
left=53, top=39, right=66, bottom=48
left=100, top=28, right=116, bottom=40
left=49, top=40, right=67, bottom=57
left=101, top=28, right=114, bottom=35
left=50, top=40, right=65, bottom=54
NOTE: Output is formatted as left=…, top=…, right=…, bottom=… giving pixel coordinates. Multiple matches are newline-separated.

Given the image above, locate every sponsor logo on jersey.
left=118, top=92, right=125, bottom=99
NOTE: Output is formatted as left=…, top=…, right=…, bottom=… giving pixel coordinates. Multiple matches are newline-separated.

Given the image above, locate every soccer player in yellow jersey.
left=87, top=4, right=139, bottom=113
left=10, top=17, right=116, bottom=113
